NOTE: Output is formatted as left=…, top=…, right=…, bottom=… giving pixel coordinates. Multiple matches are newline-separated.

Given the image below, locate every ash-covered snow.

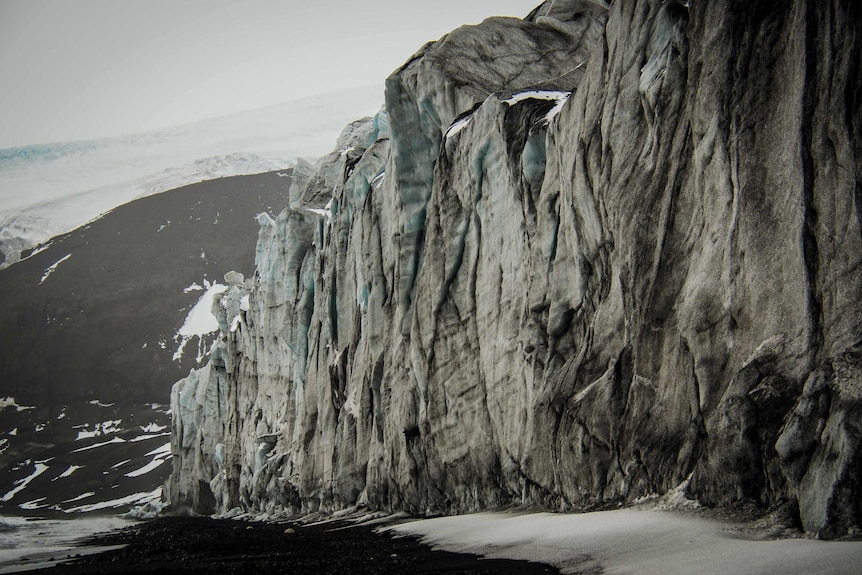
left=390, top=511, right=862, bottom=575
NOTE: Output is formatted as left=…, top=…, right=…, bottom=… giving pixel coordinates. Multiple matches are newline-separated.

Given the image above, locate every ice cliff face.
left=166, top=0, right=862, bottom=538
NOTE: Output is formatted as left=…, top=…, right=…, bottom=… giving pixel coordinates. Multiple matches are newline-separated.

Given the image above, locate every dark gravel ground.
left=30, top=516, right=560, bottom=574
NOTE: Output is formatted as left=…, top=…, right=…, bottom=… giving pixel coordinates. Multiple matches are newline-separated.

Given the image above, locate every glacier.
left=160, top=0, right=862, bottom=540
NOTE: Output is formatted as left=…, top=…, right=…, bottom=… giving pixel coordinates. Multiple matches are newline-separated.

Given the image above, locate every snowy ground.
left=388, top=510, right=862, bottom=574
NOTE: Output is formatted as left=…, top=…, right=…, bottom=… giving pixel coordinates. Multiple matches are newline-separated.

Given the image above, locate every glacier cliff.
left=166, top=0, right=862, bottom=538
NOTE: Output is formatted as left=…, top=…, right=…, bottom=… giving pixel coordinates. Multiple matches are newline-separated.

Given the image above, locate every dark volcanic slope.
left=0, top=171, right=294, bottom=514
left=0, top=170, right=292, bottom=406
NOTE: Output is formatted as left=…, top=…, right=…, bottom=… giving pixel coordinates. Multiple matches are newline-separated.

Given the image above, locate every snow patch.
left=502, top=90, right=571, bottom=125
left=19, top=497, right=48, bottom=510
left=543, top=95, right=570, bottom=123
left=174, top=281, right=227, bottom=361
left=118, top=442, right=172, bottom=480
left=19, top=242, right=53, bottom=262
left=1, top=397, right=35, bottom=412
left=304, top=207, right=332, bottom=220
left=146, top=443, right=171, bottom=458
left=65, top=488, right=161, bottom=513
left=177, top=281, right=227, bottom=337
left=62, top=492, right=95, bottom=504
left=445, top=115, right=473, bottom=139
left=342, top=387, right=360, bottom=419
left=130, top=433, right=170, bottom=442
left=39, top=253, right=71, bottom=284
left=74, top=419, right=123, bottom=440
left=503, top=89, right=571, bottom=105
left=53, top=465, right=84, bottom=480
left=2, top=460, right=50, bottom=502
left=124, top=458, right=168, bottom=478
left=88, top=399, right=114, bottom=407
left=370, top=171, right=386, bottom=187
left=71, top=437, right=126, bottom=453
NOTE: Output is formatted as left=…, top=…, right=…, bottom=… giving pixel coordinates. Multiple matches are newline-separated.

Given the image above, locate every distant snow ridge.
left=136, top=153, right=287, bottom=199
left=0, top=153, right=290, bottom=268
left=0, top=85, right=384, bottom=268
left=0, top=147, right=288, bottom=272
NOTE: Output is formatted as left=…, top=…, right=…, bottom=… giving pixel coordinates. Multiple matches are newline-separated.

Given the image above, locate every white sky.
left=0, top=0, right=541, bottom=149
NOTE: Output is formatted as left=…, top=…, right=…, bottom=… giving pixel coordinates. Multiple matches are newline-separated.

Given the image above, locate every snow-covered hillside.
left=0, top=86, right=382, bottom=267
left=0, top=396, right=171, bottom=515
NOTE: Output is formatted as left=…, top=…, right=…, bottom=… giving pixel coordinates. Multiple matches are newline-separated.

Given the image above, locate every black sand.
left=29, top=516, right=560, bottom=574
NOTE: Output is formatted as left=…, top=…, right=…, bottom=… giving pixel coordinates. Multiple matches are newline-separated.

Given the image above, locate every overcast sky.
left=0, top=0, right=541, bottom=149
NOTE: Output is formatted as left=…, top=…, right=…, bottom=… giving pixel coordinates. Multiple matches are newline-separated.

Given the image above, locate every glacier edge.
left=165, top=0, right=862, bottom=539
